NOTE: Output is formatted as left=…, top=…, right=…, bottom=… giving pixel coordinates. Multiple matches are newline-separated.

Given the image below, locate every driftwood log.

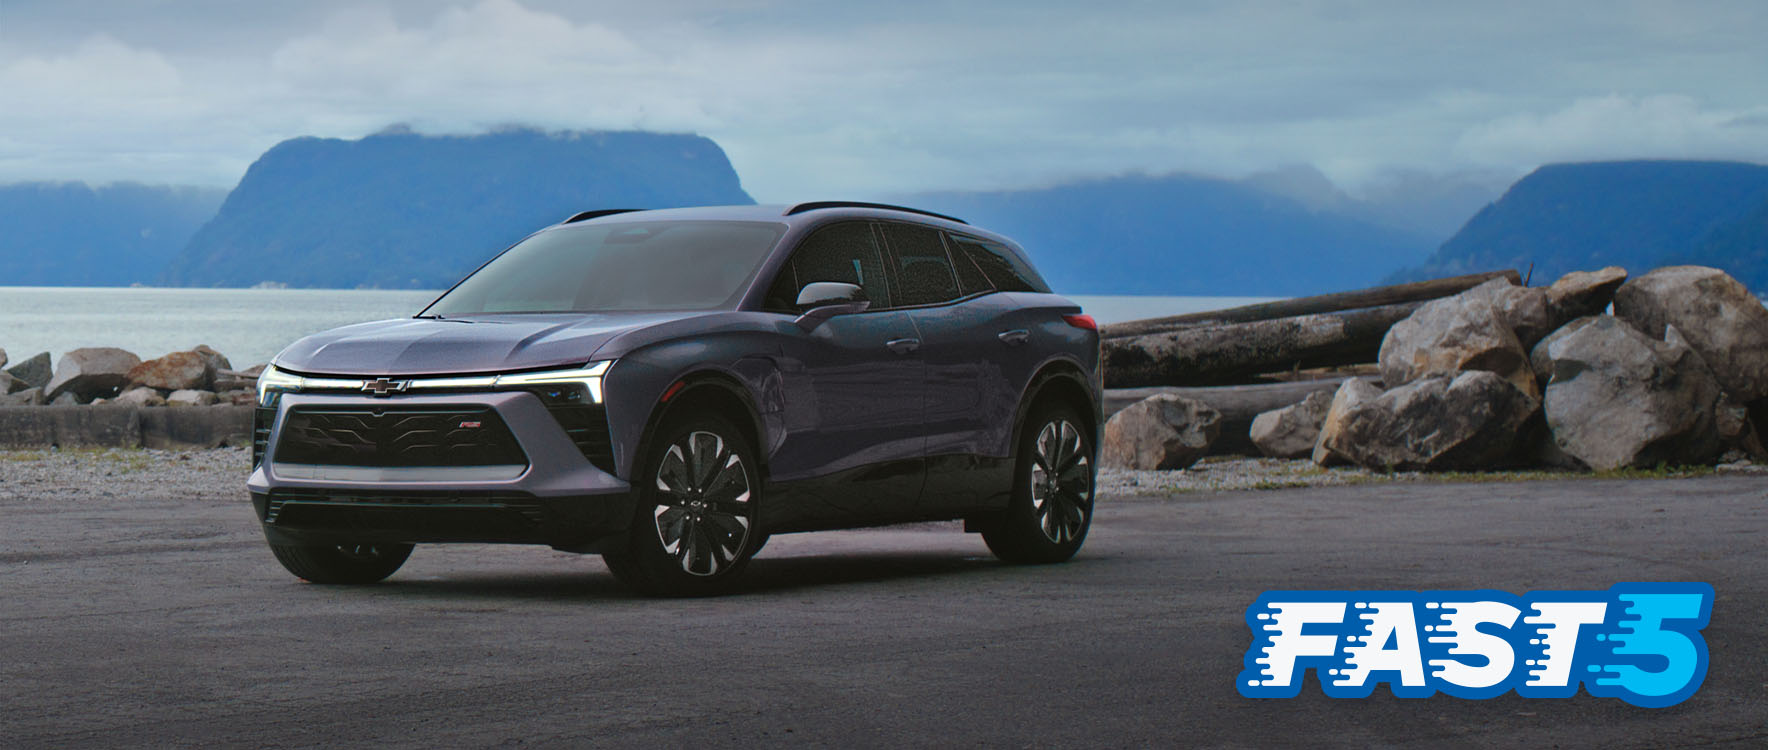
left=1100, top=269, right=1520, bottom=340
left=1103, top=302, right=1419, bottom=388
left=1103, top=377, right=1371, bottom=456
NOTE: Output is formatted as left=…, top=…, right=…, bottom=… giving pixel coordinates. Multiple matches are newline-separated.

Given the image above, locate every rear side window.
left=764, top=222, right=890, bottom=310
left=881, top=222, right=960, bottom=307
left=950, top=235, right=1049, bottom=293
left=946, top=232, right=993, bottom=296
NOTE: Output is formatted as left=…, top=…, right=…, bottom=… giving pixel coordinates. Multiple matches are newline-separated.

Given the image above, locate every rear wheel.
left=269, top=542, right=413, bottom=584
left=983, top=402, right=1095, bottom=564
left=601, top=413, right=761, bottom=596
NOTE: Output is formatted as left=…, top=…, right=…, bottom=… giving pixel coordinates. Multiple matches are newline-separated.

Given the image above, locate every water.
left=0, top=287, right=1272, bottom=368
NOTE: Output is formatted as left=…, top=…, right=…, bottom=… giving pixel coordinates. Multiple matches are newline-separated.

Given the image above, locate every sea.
left=0, top=287, right=1272, bottom=369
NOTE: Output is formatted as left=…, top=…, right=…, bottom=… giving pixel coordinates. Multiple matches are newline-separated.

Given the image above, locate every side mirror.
left=793, top=281, right=870, bottom=330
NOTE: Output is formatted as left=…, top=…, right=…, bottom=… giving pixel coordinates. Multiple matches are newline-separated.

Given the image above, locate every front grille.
left=547, top=404, right=616, bottom=473
left=275, top=406, right=526, bottom=468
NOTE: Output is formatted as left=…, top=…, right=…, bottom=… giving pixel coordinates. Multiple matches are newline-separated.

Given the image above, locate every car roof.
left=556, top=203, right=1015, bottom=245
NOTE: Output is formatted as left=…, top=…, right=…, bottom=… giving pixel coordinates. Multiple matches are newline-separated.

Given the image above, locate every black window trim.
left=874, top=219, right=995, bottom=311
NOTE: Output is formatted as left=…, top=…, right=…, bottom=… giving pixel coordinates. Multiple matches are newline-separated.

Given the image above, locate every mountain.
left=0, top=182, right=225, bottom=286
left=1240, top=165, right=1504, bottom=242
left=906, top=174, right=1436, bottom=296
left=1396, top=161, right=1768, bottom=288
left=164, top=128, right=754, bottom=289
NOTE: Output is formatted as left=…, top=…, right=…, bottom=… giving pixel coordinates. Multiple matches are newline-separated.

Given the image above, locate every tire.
left=269, top=542, right=414, bottom=584
left=982, top=401, right=1095, bottom=564
left=601, top=413, right=762, bottom=596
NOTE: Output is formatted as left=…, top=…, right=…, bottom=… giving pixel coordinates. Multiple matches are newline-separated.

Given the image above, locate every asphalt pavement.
left=2, top=476, right=1764, bottom=748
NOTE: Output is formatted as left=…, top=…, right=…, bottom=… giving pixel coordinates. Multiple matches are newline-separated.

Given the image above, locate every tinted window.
left=427, top=221, right=783, bottom=314
left=764, top=222, right=889, bottom=310
left=950, top=235, right=1049, bottom=293
left=882, top=222, right=959, bottom=306
left=947, top=232, right=993, bottom=296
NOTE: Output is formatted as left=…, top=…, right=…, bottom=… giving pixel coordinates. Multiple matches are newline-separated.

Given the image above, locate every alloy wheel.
left=652, top=430, right=753, bottom=576
left=1029, top=419, right=1091, bottom=544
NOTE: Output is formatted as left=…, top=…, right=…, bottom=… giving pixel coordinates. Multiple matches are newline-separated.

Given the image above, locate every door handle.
left=886, top=337, right=921, bottom=355
left=997, top=329, right=1030, bottom=346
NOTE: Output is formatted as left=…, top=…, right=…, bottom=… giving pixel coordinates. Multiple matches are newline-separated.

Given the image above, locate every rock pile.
left=1103, top=264, right=1768, bottom=474
left=1, top=345, right=263, bottom=408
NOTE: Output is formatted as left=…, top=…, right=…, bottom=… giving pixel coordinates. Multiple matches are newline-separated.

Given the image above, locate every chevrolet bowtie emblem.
left=362, top=377, right=410, bottom=396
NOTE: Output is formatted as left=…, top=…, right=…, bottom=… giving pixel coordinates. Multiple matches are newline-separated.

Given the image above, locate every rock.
left=0, top=347, right=6, bottom=368
left=1462, top=278, right=1557, bottom=349
left=127, top=351, right=215, bottom=391
left=193, top=345, right=233, bottom=373
left=240, top=363, right=268, bottom=377
left=1101, top=394, right=1222, bottom=470
left=1312, top=378, right=1384, bottom=466
left=1250, top=391, right=1333, bottom=459
left=218, top=389, right=258, bottom=406
left=1315, top=371, right=1538, bottom=472
left=1379, top=283, right=1539, bottom=399
left=50, top=391, right=83, bottom=406
left=115, top=387, right=168, bottom=407
left=166, top=389, right=218, bottom=407
left=45, top=347, right=141, bottom=403
left=1529, top=316, right=1601, bottom=384
left=1539, top=316, right=1726, bottom=470
left=1546, top=266, right=1627, bottom=319
left=6, top=352, right=52, bottom=389
left=1613, top=266, right=1768, bottom=403
left=0, top=370, right=18, bottom=395
left=0, top=386, right=44, bottom=406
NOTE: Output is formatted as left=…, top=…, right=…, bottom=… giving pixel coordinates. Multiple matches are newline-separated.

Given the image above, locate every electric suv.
left=248, top=202, right=1101, bottom=595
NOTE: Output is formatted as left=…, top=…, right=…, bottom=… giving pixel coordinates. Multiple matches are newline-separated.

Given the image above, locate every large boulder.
left=1312, top=378, right=1384, bottom=466
left=6, top=351, right=52, bottom=390
left=1613, top=266, right=1768, bottom=402
left=1250, top=390, right=1333, bottom=459
left=1315, top=371, right=1538, bottom=472
left=127, top=351, right=215, bottom=391
left=193, top=344, right=233, bottom=373
left=0, top=370, right=18, bottom=395
left=1379, top=283, right=1539, bottom=400
left=1546, top=266, right=1627, bottom=320
left=1529, top=316, right=1600, bottom=384
left=45, top=347, right=141, bottom=402
left=1101, top=394, right=1222, bottom=470
left=0, top=386, right=44, bottom=406
left=1461, top=278, right=1557, bottom=349
left=115, top=387, right=168, bottom=407
left=1539, top=316, right=1727, bottom=470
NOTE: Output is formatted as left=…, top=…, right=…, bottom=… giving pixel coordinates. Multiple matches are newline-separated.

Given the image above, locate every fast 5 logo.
left=1237, top=583, right=1714, bottom=707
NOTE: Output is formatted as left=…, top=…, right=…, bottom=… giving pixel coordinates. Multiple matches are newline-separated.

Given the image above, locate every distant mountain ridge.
left=1396, top=160, right=1768, bottom=290
left=906, top=174, right=1435, bottom=296
left=0, top=182, right=225, bottom=286
left=163, top=128, right=755, bottom=289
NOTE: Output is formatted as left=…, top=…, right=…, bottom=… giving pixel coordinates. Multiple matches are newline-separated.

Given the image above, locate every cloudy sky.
left=2, top=0, right=1766, bottom=201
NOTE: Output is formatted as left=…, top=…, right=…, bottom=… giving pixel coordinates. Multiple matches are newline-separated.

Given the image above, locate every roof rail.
left=562, top=208, right=645, bottom=224
left=784, top=201, right=966, bottom=225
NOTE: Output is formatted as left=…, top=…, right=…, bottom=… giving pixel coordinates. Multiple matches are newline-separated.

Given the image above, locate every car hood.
left=273, top=311, right=710, bottom=376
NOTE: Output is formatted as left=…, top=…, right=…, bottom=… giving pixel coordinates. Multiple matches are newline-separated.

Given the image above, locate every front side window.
left=764, top=222, right=890, bottom=310
left=425, top=221, right=784, bottom=314
left=882, top=222, right=960, bottom=307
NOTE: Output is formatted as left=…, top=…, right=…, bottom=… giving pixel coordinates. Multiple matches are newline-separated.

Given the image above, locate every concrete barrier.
left=0, top=405, right=252, bottom=450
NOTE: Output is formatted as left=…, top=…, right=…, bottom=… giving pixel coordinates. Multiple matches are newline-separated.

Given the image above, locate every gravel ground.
left=1, top=447, right=1762, bottom=505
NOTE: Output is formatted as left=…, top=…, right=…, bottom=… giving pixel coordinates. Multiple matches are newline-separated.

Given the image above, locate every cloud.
left=1454, top=95, right=1768, bottom=168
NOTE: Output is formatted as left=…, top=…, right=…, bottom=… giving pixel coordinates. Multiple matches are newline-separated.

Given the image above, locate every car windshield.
left=423, top=220, right=785, bottom=315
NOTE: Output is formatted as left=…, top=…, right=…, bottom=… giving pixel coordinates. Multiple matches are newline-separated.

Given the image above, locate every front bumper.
left=247, top=390, right=635, bottom=551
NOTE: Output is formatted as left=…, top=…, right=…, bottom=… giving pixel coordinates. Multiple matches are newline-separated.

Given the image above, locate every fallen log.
left=1104, top=377, right=1372, bottom=456
left=1100, top=269, right=1520, bottom=340
left=1103, top=302, right=1418, bottom=388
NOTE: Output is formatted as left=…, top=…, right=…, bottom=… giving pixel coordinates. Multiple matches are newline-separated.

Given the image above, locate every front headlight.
left=257, top=364, right=303, bottom=406
left=493, top=360, right=611, bottom=403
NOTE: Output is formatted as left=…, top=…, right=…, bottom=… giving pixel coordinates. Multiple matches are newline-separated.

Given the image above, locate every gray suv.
left=249, top=202, right=1101, bottom=595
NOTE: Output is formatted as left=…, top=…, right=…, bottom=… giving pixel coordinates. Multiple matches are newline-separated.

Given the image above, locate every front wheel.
left=601, top=413, right=761, bottom=596
left=269, top=542, right=413, bottom=584
left=982, top=403, right=1095, bottom=564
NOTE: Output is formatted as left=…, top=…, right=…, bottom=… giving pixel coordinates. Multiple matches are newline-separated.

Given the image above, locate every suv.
left=248, top=202, right=1101, bottom=595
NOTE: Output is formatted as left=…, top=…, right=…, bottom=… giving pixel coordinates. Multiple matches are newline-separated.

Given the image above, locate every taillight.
left=1063, top=314, right=1097, bottom=331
